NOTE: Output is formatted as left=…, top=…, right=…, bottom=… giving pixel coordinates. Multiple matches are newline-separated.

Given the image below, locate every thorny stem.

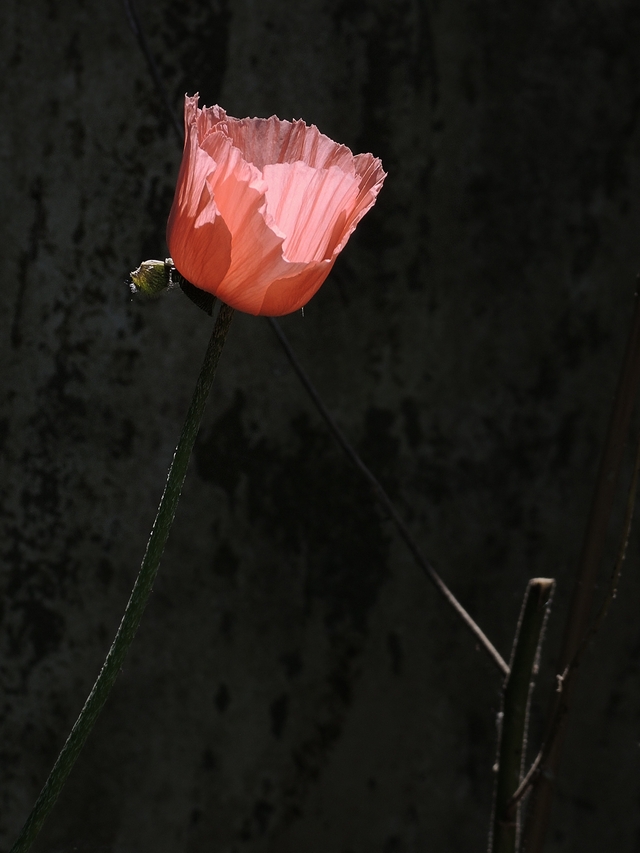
left=10, top=304, right=234, bottom=853
left=269, top=318, right=510, bottom=677
left=522, top=288, right=640, bottom=852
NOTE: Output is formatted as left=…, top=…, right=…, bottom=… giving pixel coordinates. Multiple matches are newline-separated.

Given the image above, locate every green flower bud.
left=129, top=259, right=172, bottom=297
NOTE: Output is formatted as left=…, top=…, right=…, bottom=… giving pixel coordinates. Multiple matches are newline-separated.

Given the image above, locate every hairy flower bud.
left=129, top=259, right=172, bottom=297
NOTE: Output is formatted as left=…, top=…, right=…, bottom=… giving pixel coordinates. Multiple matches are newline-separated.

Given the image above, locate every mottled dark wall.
left=2, top=1, right=640, bottom=851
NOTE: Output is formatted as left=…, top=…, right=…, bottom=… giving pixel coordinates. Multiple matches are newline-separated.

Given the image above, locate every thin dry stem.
left=512, top=419, right=640, bottom=813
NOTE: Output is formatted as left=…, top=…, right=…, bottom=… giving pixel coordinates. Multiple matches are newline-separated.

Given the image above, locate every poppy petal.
left=167, top=119, right=232, bottom=292
left=258, top=261, right=334, bottom=316
left=223, top=115, right=358, bottom=172
left=262, top=161, right=361, bottom=263
left=166, top=95, right=386, bottom=316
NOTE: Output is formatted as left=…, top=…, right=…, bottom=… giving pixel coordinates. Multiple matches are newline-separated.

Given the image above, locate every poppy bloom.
left=166, top=95, right=386, bottom=316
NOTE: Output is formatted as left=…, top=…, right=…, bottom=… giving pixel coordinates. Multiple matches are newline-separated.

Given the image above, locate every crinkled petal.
left=167, top=95, right=386, bottom=316
left=331, top=153, right=387, bottom=256
left=166, top=107, right=232, bottom=291
left=198, top=131, right=299, bottom=311
left=195, top=101, right=228, bottom=142
left=224, top=115, right=359, bottom=172
left=258, top=260, right=335, bottom=316
left=167, top=202, right=232, bottom=294
left=262, top=162, right=360, bottom=263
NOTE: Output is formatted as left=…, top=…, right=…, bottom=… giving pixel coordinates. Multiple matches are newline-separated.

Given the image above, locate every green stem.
left=490, top=578, right=555, bottom=853
left=10, top=302, right=234, bottom=853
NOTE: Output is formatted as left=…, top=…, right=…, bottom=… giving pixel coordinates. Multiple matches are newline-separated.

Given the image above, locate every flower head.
left=166, top=95, right=386, bottom=316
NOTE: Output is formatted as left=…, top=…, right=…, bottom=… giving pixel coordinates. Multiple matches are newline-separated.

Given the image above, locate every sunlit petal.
left=166, top=95, right=386, bottom=316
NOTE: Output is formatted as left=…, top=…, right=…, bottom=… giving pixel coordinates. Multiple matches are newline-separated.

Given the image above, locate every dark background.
left=2, top=0, right=640, bottom=850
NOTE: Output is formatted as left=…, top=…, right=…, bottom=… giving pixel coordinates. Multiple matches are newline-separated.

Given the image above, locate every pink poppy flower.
left=166, top=95, right=386, bottom=316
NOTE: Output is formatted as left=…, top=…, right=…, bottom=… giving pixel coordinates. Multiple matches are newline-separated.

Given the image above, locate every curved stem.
left=10, top=303, right=234, bottom=853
